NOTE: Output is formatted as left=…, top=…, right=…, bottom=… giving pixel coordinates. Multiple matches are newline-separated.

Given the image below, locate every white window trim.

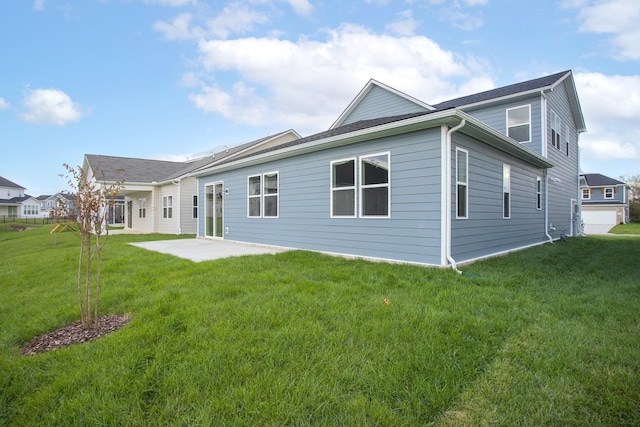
left=330, top=158, right=357, bottom=218
left=550, top=111, right=562, bottom=150
left=604, top=187, right=614, bottom=199
left=582, top=189, right=591, bottom=200
left=192, top=194, right=198, bottom=219
left=263, top=171, right=279, bottom=218
left=247, top=174, right=262, bottom=218
left=456, top=147, right=469, bottom=219
left=536, top=176, right=542, bottom=210
left=359, top=152, right=391, bottom=219
left=506, top=105, right=531, bottom=143
left=139, top=198, right=146, bottom=218
left=162, top=195, right=173, bottom=219
left=503, top=164, right=511, bottom=219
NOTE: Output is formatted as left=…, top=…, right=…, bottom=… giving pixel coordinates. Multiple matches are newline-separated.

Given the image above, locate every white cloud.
left=284, top=0, right=313, bottom=16
left=188, top=24, right=493, bottom=133
left=33, top=0, right=45, bottom=11
left=386, top=10, right=419, bottom=36
left=20, top=88, right=89, bottom=126
left=575, top=72, right=640, bottom=164
left=0, top=98, right=10, bottom=110
left=569, top=0, right=640, bottom=60
left=154, top=13, right=201, bottom=40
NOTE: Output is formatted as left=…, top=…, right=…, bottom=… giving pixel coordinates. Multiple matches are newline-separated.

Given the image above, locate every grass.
left=1, top=223, right=638, bottom=426
left=610, top=222, right=640, bottom=234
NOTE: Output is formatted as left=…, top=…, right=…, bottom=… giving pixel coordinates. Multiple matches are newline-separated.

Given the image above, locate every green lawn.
left=1, top=224, right=638, bottom=426
left=610, top=222, right=640, bottom=234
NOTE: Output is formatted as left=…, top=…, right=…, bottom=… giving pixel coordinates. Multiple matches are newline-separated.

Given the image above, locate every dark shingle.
left=581, top=173, right=626, bottom=187
left=0, top=176, right=26, bottom=189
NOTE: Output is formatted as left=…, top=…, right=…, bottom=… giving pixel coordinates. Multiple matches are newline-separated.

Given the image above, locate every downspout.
left=541, top=90, right=553, bottom=243
left=172, top=179, right=181, bottom=234
left=445, top=118, right=466, bottom=274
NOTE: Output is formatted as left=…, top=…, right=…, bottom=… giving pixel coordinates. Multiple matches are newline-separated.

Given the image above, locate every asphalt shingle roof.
left=433, top=70, right=570, bottom=110
left=0, top=176, right=26, bottom=189
left=581, top=173, right=626, bottom=187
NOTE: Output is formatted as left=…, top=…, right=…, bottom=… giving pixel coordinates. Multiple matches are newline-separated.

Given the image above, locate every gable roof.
left=330, top=79, right=435, bottom=130
left=581, top=173, right=626, bottom=187
left=0, top=176, right=25, bottom=189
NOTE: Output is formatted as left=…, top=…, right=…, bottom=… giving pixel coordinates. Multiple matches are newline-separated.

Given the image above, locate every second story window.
left=551, top=111, right=561, bottom=149
left=582, top=189, right=590, bottom=200
left=507, top=105, right=531, bottom=143
left=604, top=188, right=614, bottom=199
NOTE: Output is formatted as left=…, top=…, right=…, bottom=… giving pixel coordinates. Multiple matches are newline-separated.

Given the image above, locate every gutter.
left=445, top=119, right=466, bottom=274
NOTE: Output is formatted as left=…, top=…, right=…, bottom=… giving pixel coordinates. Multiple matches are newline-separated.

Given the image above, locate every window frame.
left=536, top=176, right=542, bottom=210
left=330, top=158, right=357, bottom=218
left=551, top=111, right=561, bottom=150
left=359, top=152, right=391, bottom=218
left=139, top=198, right=146, bottom=218
left=192, top=195, right=198, bottom=219
left=247, top=174, right=262, bottom=218
left=506, top=105, right=531, bottom=143
left=604, top=187, right=614, bottom=199
left=162, top=195, right=173, bottom=219
left=564, top=124, right=570, bottom=156
left=456, top=147, right=469, bottom=219
left=263, top=171, right=279, bottom=218
left=503, top=164, right=511, bottom=219
left=582, top=188, right=591, bottom=200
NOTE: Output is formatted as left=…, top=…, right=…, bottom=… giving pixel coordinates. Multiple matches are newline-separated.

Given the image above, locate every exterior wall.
left=179, top=177, right=198, bottom=234
left=545, top=83, right=581, bottom=237
left=463, top=96, right=544, bottom=156
left=341, top=86, right=428, bottom=126
left=198, top=128, right=444, bottom=265
left=1, top=186, right=25, bottom=199
left=582, top=186, right=626, bottom=204
left=126, top=191, right=154, bottom=232
left=156, top=185, right=179, bottom=234
left=451, top=133, right=546, bottom=262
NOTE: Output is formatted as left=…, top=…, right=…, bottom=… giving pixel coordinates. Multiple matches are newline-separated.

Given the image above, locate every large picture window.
left=331, top=159, right=356, bottom=217
left=503, top=164, right=511, bottom=219
left=248, top=172, right=279, bottom=217
left=507, top=105, right=531, bottom=143
left=360, top=153, right=390, bottom=217
left=456, top=148, right=468, bottom=219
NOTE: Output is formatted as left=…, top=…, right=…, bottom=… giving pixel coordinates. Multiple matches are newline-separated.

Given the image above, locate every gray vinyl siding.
left=583, top=186, right=626, bottom=203
left=451, top=133, right=546, bottom=262
left=341, top=86, right=429, bottom=126
left=198, top=128, right=444, bottom=265
left=462, top=96, right=543, bottom=155
left=545, top=83, right=581, bottom=237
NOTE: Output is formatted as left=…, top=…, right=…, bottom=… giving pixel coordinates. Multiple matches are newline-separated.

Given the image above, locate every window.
left=247, top=172, right=279, bottom=218
left=162, top=195, right=173, bottom=219
left=604, top=188, right=614, bottom=199
left=551, top=111, right=561, bottom=149
left=503, top=164, right=511, bottom=219
left=248, top=175, right=261, bottom=217
left=139, top=198, right=146, bottom=218
left=263, top=172, right=279, bottom=217
left=331, top=159, right=356, bottom=217
left=582, top=189, right=590, bottom=200
left=456, top=148, right=468, bottom=219
left=360, top=153, right=390, bottom=217
left=507, top=105, right=531, bottom=142
left=192, top=195, right=198, bottom=219
left=536, top=176, right=542, bottom=210
left=565, top=125, right=570, bottom=156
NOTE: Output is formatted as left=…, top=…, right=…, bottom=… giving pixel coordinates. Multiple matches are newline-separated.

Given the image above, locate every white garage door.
left=582, top=210, right=617, bottom=234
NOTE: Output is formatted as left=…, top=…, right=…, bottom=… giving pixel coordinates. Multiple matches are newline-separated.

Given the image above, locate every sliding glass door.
left=205, top=182, right=224, bottom=238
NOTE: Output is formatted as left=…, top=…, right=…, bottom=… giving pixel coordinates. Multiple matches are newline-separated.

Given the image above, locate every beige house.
left=82, top=130, right=300, bottom=234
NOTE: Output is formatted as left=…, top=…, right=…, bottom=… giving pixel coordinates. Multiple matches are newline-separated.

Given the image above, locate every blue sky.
left=1, top=0, right=638, bottom=195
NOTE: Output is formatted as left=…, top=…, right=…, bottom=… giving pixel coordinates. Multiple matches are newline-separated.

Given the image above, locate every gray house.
left=193, top=70, right=586, bottom=267
left=580, top=173, right=629, bottom=234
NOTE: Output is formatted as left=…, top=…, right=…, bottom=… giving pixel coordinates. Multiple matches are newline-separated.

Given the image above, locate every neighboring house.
left=193, top=70, right=586, bottom=267
left=82, top=130, right=301, bottom=234
left=580, top=173, right=629, bottom=234
left=0, top=176, right=41, bottom=219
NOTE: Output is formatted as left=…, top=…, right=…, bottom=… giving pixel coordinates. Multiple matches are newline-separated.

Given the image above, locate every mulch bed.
left=21, top=315, right=132, bottom=356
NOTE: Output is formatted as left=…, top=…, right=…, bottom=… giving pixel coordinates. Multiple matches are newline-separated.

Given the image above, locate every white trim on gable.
left=330, top=79, right=435, bottom=130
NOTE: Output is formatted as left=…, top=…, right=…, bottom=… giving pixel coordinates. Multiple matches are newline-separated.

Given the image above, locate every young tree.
left=620, top=174, right=640, bottom=223
left=62, top=164, right=123, bottom=329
